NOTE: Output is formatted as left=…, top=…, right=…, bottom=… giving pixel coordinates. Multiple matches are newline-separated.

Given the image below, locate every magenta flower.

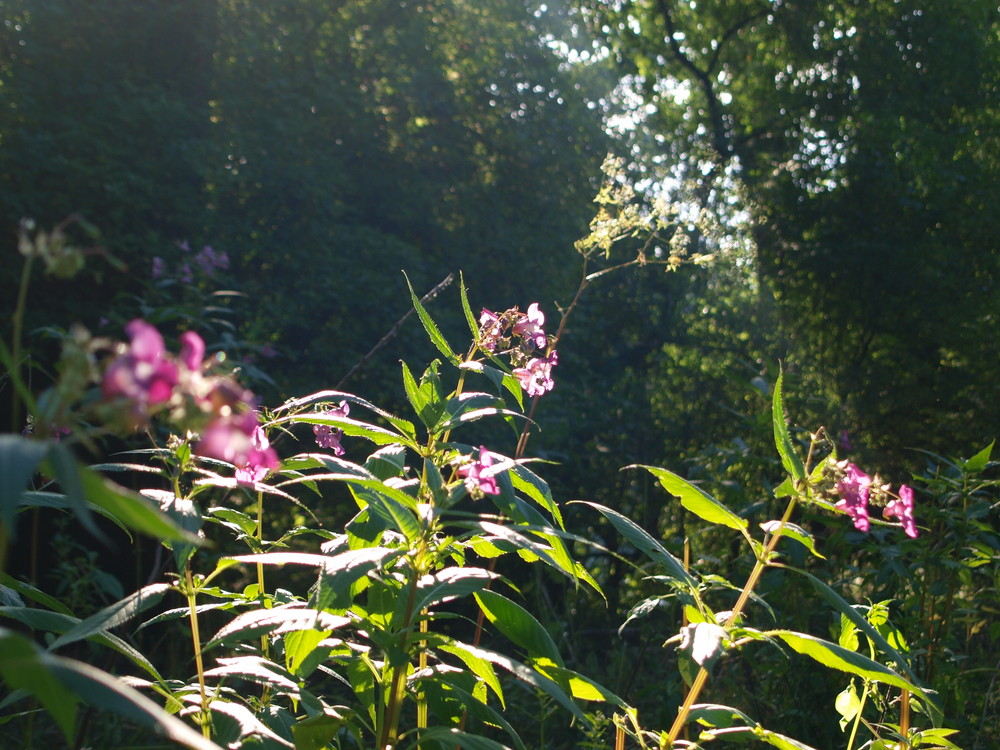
left=478, top=308, right=504, bottom=352
left=179, top=331, right=205, bottom=372
left=235, top=425, right=278, bottom=486
left=197, top=411, right=279, bottom=482
left=458, top=446, right=500, bottom=496
left=314, top=401, right=349, bottom=456
left=102, top=320, right=179, bottom=407
left=513, top=351, right=558, bottom=397
left=835, top=463, right=871, bottom=532
left=884, top=484, right=918, bottom=538
left=513, top=302, right=547, bottom=349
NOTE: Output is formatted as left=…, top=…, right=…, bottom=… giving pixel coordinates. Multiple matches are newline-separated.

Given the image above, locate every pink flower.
left=234, top=425, right=277, bottom=486
left=512, top=302, right=547, bottom=349
left=835, top=463, right=871, bottom=532
left=884, top=484, right=918, bottom=538
left=102, top=320, right=179, bottom=407
left=458, top=447, right=500, bottom=496
left=314, top=401, right=349, bottom=456
left=197, top=411, right=279, bottom=483
left=478, top=309, right=504, bottom=353
left=179, top=331, right=205, bottom=372
left=513, top=351, right=558, bottom=397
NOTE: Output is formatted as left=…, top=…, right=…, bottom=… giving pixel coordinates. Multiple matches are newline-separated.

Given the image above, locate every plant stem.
left=379, top=561, right=421, bottom=749
left=185, top=567, right=211, bottom=739
left=10, top=253, right=35, bottom=433
left=664, top=495, right=799, bottom=745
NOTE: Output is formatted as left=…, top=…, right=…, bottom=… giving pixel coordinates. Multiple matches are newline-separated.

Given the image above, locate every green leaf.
left=576, top=501, right=696, bottom=587
left=291, top=413, right=411, bottom=448
left=510, top=463, right=564, bottom=529
left=364, top=444, right=408, bottom=481
left=440, top=641, right=590, bottom=725
left=0, top=574, right=72, bottom=615
left=633, top=465, right=748, bottom=533
left=0, top=607, right=164, bottom=683
left=534, top=661, right=625, bottom=705
left=754, top=728, right=821, bottom=750
left=438, top=639, right=505, bottom=707
left=401, top=360, right=428, bottom=423
left=203, top=655, right=299, bottom=694
left=760, top=520, right=825, bottom=559
left=206, top=698, right=293, bottom=748
left=415, top=567, right=499, bottom=613
left=284, top=628, right=332, bottom=678
left=312, top=546, right=402, bottom=612
left=835, top=681, right=861, bottom=730
left=475, top=589, right=563, bottom=666
left=771, top=630, right=927, bottom=697
left=206, top=606, right=350, bottom=651
left=772, top=371, right=805, bottom=482
left=3, top=634, right=223, bottom=750
left=782, top=565, right=923, bottom=685
left=0, top=435, right=48, bottom=534
left=405, top=272, right=459, bottom=364
left=458, top=271, right=480, bottom=340
left=0, top=627, right=78, bottom=741
left=963, top=439, right=994, bottom=473
left=406, top=727, right=510, bottom=750
left=48, top=583, right=171, bottom=651
left=689, top=703, right=755, bottom=729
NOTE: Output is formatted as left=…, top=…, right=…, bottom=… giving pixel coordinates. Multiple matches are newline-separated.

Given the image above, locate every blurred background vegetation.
left=1, top=0, right=997, bottom=746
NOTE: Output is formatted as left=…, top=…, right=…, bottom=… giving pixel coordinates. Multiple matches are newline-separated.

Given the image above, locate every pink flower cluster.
left=152, top=241, right=229, bottom=284
left=458, top=446, right=500, bottom=497
left=477, top=302, right=557, bottom=398
left=314, top=400, right=349, bottom=456
left=834, top=462, right=917, bottom=538
left=101, top=319, right=277, bottom=484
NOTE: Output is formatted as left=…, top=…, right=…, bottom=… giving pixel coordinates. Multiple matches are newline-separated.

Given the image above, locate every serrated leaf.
left=771, top=630, right=926, bottom=697
left=772, top=372, right=805, bottom=482
left=438, top=641, right=590, bottom=725
left=577, top=501, right=696, bottom=587
left=405, top=272, right=459, bottom=364
left=415, top=567, right=499, bottom=613
left=458, top=272, right=479, bottom=339
left=206, top=606, right=350, bottom=650
left=48, top=583, right=171, bottom=651
left=364, top=444, right=408, bottom=481
left=203, top=655, right=299, bottom=693
left=510, top=463, right=564, bottom=529
left=783, top=566, right=924, bottom=687
left=634, top=465, right=747, bottom=532
left=204, top=698, right=293, bottom=748
left=312, top=546, right=401, bottom=612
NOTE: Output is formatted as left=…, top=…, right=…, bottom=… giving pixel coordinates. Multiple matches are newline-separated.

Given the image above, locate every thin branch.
left=335, top=273, right=454, bottom=389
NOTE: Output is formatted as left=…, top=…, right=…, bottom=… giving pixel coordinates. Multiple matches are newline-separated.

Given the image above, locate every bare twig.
left=335, top=273, right=454, bottom=389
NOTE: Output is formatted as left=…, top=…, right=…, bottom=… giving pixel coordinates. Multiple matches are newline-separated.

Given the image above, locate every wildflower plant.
left=0, top=219, right=969, bottom=750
